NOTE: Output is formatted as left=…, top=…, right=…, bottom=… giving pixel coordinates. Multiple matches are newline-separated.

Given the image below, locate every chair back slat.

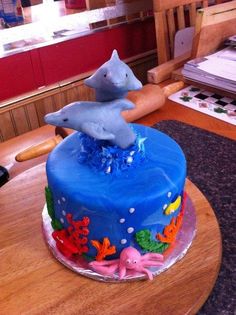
left=177, top=5, right=186, bottom=29
left=167, top=8, right=176, bottom=55
left=189, top=2, right=197, bottom=26
left=202, top=1, right=209, bottom=8
left=154, top=11, right=170, bottom=64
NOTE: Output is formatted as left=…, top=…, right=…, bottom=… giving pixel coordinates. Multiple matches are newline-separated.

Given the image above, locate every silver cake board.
left=42, top=195, right=196, bottom=282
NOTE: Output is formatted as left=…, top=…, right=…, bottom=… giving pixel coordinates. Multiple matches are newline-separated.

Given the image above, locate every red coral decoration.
left=52, top=230, right=79, bottom=258
left=52, top=214, right=90, bottom=258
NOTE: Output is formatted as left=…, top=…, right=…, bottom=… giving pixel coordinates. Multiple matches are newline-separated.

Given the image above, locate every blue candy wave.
left=77, top=133, right=146, bottom=174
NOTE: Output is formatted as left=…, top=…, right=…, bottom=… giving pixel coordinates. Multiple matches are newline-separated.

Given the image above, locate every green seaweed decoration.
left=135, top=229, right=169, bottom=253
left=45, top=186, right=63, bottom=230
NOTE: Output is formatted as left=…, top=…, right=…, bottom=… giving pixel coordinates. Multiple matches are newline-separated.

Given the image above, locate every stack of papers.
left=182, top=46, right=236, bottom=93
left=225, top=35, right=236, bottom=47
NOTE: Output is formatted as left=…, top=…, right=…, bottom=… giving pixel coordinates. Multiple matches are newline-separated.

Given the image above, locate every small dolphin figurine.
left=44, top=99, right=136, bottom=149
left=84, top=50, right=142, bottom=102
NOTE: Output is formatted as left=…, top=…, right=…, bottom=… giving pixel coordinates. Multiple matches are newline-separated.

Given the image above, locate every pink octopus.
left=89, top=246, right=164, bottom=280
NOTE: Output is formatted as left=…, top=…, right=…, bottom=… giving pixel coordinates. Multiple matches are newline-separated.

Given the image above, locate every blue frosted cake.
left=45, top=124, right=186, bottom=259
left=44, top=50, right=187, bottom=280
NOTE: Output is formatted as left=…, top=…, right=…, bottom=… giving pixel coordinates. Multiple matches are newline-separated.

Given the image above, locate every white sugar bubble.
left=127, top=227, right=134, bottom=234
left=129, top=208, right=135, bottom=214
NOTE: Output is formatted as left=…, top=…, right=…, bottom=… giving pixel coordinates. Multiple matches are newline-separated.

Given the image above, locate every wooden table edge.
left=185, top=178, right=222, bottom=315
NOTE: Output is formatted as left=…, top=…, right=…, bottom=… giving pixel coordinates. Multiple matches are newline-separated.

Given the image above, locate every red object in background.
left=39, top=19, right=156, bottom=87
left=0, top=18, right=156, bottom=102
left=0, top=52, right=39, bottom=101
left=65, top=0, right=86, bottom=9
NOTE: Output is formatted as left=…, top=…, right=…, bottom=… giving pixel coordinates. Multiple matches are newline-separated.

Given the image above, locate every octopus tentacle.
left=89, top=259, right=119, bottom=276
left=141, top=253, right=164, bottom=262
left=89, top=258, right=119, bottom=266
left=142, top=261, right=163, bottom=268
left=137, top=267, right=154, bottom=280
left=118, top=265, right=127, bottom=279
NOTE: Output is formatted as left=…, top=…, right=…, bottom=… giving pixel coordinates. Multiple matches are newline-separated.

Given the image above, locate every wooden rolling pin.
left=15, top=127, right=71, bottom=162
left=15, top=81, right=184, bottom=162
left=124, top=81, right=184, bottom=122
left=15, top=134, right=63, bottom=162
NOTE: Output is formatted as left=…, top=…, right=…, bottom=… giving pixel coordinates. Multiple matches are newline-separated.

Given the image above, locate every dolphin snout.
left=44, top=113, right=55, bottom=125
left=136, top=80, right=142, bottom=90
left=44, top=112, right=63, bottom=126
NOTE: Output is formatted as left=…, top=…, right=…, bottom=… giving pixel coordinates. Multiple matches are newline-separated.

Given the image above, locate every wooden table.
left=0, top=95, right=232, bottom=314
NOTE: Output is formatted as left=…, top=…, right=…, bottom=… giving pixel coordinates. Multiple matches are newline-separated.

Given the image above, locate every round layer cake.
left=45, top=124, right=186, bottom=260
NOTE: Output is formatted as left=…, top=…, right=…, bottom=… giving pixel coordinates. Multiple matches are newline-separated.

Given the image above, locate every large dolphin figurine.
left=44, top=99, right=136, bottom=149
left=84, top=50, right=142, bottom=102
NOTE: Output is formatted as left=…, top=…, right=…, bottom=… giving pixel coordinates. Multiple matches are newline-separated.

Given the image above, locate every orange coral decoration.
left=91, top=237, right=116, bottom=261
left=157, top=192, right=187, bottom=244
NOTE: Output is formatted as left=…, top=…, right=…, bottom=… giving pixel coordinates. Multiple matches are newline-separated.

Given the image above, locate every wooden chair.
left=147, top=0, right=224, bottom=84
left=192, top=0, right=236, bottom=58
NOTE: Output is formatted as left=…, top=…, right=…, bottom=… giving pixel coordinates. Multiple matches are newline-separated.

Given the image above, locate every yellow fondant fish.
left=165, top=196, right=181, bottom=215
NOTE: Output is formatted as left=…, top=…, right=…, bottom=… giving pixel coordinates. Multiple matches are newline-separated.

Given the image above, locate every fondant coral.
left=157, top=192, right=187, bottom=243
left=135, top=229, right=169, bottom=253
left=157, top=215, right=182, bottom=244
left=91, top=237, right=116, bottom=261
left=52, top=214, right=90, bottom=258
left=52, top=229, right=79, bottom=258
left=89, top=246, right=164, bottom=280
left=45, top=186, right=63, bottom=230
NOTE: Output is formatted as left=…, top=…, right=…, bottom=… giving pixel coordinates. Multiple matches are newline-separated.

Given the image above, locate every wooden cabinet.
left=0, top=52, right=38, bottom=101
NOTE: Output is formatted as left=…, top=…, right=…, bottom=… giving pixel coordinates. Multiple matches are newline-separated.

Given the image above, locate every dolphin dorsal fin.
left=81, top=122, right=115, bottom=140
left=111, top=99, right=135, bottom=111
left=111, top=49, right=120, bottom=61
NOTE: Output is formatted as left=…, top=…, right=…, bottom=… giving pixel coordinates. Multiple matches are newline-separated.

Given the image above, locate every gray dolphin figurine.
left=44, top=99, right=136, bottom=149
left=84, top=50, right=142, bottom=102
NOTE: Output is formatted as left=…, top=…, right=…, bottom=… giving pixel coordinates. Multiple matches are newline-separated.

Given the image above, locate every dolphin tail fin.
left=112, top=99, right=135, bottom=112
